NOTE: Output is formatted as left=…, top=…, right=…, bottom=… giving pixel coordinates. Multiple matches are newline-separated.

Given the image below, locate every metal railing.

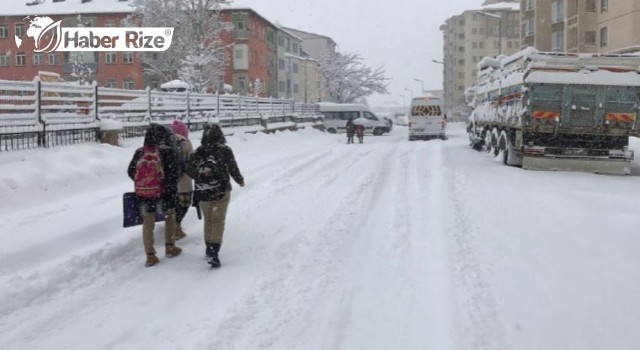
left=0, top=78, right=322, bottom=151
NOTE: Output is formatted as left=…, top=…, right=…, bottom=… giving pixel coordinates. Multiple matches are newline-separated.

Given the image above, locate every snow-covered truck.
left=467, top=48, right=640, bottom=175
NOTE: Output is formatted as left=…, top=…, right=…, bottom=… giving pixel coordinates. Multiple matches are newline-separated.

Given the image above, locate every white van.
left=408, top=96, right=446, bottom=140
left=318, top=103, right=392, bottom=135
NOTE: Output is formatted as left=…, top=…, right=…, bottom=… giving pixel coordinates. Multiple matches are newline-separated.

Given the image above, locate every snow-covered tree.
left=319, top=51, right=389, bottom=103
left=128, top=0, right=231, bottom=92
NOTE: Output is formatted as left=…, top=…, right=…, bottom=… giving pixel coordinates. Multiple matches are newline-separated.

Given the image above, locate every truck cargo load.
left=467, top=48, right=640, bottom=175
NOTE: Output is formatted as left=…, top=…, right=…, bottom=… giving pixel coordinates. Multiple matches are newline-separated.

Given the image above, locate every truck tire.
left=500, top=131, right=522, bottom=166
left=327, top=128, right=337, bottom=134
left=373, top=127, right=383, bottom=136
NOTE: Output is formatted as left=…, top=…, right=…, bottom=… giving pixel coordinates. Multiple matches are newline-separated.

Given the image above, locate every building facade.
left=282, top=27, right=336, bottom=102
left=276, top=27, right=303, bottom=100
left=0, top=4, right=144, bottom=89
left=440, top=4, right=521, bottom=118
left=220, top=8, right=277, bottom=97
left=521, top=0, right=640, bottom=53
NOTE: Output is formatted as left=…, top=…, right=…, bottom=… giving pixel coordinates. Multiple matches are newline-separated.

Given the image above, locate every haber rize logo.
left=16, top=16, right=63, bottom=53
left=14, top=15, right=173, bottom=52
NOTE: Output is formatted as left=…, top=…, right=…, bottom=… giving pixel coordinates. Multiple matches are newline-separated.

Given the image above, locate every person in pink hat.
left=171, top=120, right=194, bottom=240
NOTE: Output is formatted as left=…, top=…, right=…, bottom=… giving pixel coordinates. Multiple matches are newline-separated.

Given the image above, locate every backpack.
left=193, top=150, right=227, bottom=202
left=134, top=146, right=164, bottom=198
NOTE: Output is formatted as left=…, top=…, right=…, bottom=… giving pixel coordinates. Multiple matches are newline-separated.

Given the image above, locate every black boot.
left=205, top=242, right=221, bottom=268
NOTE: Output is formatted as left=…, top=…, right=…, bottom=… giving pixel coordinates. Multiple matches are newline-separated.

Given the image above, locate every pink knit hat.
left=171, top=120, right=188, bottom=138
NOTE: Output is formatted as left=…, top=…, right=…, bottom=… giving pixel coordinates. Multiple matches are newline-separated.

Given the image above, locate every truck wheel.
left=373, top=127, right=383, bottom=136
left=327, top=128, right=337, bottom=134
left=484, top=130, right=493, bottom=153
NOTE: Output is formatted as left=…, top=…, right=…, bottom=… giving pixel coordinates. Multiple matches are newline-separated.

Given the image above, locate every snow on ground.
left=1, top=124, right=640, bottom=350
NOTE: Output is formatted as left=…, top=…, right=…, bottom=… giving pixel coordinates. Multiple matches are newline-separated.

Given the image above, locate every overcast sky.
left=232, top=0, right=489, bottom=107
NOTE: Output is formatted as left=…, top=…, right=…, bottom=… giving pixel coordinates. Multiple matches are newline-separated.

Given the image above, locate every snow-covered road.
left=1, top=124, right=639, bottom=350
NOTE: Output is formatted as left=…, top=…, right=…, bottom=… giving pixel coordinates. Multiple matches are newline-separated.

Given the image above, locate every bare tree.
left=128, top=0, right=231, bottom=92
left=319, top=51, right=389, bottom=103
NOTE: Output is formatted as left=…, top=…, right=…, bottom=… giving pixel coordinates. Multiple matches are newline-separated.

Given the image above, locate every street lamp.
left=413, top=78, right=424, bottom=94
left=475, top=10, right=502, bottom=56
left=431, top=59, right=444, bottom=65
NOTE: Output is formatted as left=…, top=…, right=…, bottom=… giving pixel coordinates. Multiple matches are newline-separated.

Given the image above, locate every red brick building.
left=0, top=1, right=144, bottom=89
left=0, top=2, right=279, bottom=96
left=220, top=8, right=277, bottom=97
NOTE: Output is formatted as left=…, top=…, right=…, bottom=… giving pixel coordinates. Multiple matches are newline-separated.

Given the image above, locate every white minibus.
left=408, top=96, right=446, bottom=140
left=318, top=103, right=392, bottom=135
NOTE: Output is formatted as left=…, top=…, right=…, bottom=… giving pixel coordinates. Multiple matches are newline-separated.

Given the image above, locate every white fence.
left=0, top=78, right=322, bottom=151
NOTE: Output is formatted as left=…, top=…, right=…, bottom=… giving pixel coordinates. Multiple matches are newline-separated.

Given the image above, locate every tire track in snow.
left=444, top=166, right=508, bottom=350
left=196, top=142, right=401, bottom=350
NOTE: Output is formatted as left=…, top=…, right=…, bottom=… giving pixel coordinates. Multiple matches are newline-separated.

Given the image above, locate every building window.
left=106, top=79, right=117, bottom=88
left=234, top=48, right=243, bottom=59
left=123, top=79, right=134, bottom=89
left=105, top=19, right=116, bottom=27
left=479, top=41, right=485, bottom=49
left=0, top=25, right=8, bottom=38
left=292, top=63, right=298, bottom=73
left=552, top=30, right=564, bottom=52
left=33, top=53, right=43, bottom=65
left=15, top=24, right=25, bottom=38
left=586, top=0, right=597, bottom=11
left=552, top=0, right=564, bottom=23
left=48, top=53, right=58, bottom=65
left=278, top=81, right=285, bottom=92
left=278, top=35, right=284, bottom=47
left=105, top=52, right=117, bottom=64
left=600, top=27, right=608, bottom=47
left=524, top=18, right=535, bottom=37
left=122, top=52, right=134, bottom=64
left=472, top=28, right=478, bottom=35
left=601, top=0, right=608, bottom=12
left=278, top=58, right=285, bottom=70
left=16, top=52, right=26, bottom=66
left=526, top=0, right=535, bottom=11
left=293, top=84, right=299, bottom=93
left=0, top=53, right=9, bottom=67
left=237, top=76, right=246, bottom=91
left=584, top=31, right=596, bottom=45
left=292, top=42, right=298, bottom=54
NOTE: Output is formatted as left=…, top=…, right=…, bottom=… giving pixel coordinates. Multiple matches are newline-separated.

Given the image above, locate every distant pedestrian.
left=127, top=123, right=182, bottom=267
left=345, top=117, right=355, bottom=144
left=353, top=117, right=366, bottom=143
left=187, top=124, right=245, bottom=268
left=171, top=120, right=194, bottom=240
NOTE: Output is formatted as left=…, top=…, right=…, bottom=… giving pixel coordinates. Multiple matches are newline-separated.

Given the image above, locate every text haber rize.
left=64, top=31, right=166, bottom=49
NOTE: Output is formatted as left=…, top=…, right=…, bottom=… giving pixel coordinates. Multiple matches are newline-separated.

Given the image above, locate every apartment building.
left=0, top=0, right=144, bottom=89
left=283, top=27, right=336, bottom=102
left=219, top=8, right=277, bottom=97
left=521, top=0, right=640, bottom=53
left=276, top=27, right=303, bottom=100
left=440, top=3, right=521, bottom=118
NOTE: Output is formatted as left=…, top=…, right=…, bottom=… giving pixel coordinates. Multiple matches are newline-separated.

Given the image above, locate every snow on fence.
left=0, top=78, right=322, bottom=151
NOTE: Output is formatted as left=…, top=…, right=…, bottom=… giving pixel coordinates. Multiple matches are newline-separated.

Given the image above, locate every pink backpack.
left=134, top=146, right=164, bottom=197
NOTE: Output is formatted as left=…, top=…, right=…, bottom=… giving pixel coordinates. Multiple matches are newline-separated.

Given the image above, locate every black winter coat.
left=186, top=143, right=244, bottom=202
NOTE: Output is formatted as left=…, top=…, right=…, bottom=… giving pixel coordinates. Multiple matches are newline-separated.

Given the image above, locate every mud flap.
left=522, top=156, right=631, bottom=175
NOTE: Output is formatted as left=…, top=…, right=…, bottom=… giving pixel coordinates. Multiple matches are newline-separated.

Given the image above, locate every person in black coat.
left=186, top=124, right=245, bottom=268
left=345, top=117, right=355, bottom=144
left=127, top=123, right=182, bottom=267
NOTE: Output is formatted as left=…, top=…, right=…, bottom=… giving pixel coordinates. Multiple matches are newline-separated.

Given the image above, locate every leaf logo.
left=21, top=16, right=63, bottom=53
